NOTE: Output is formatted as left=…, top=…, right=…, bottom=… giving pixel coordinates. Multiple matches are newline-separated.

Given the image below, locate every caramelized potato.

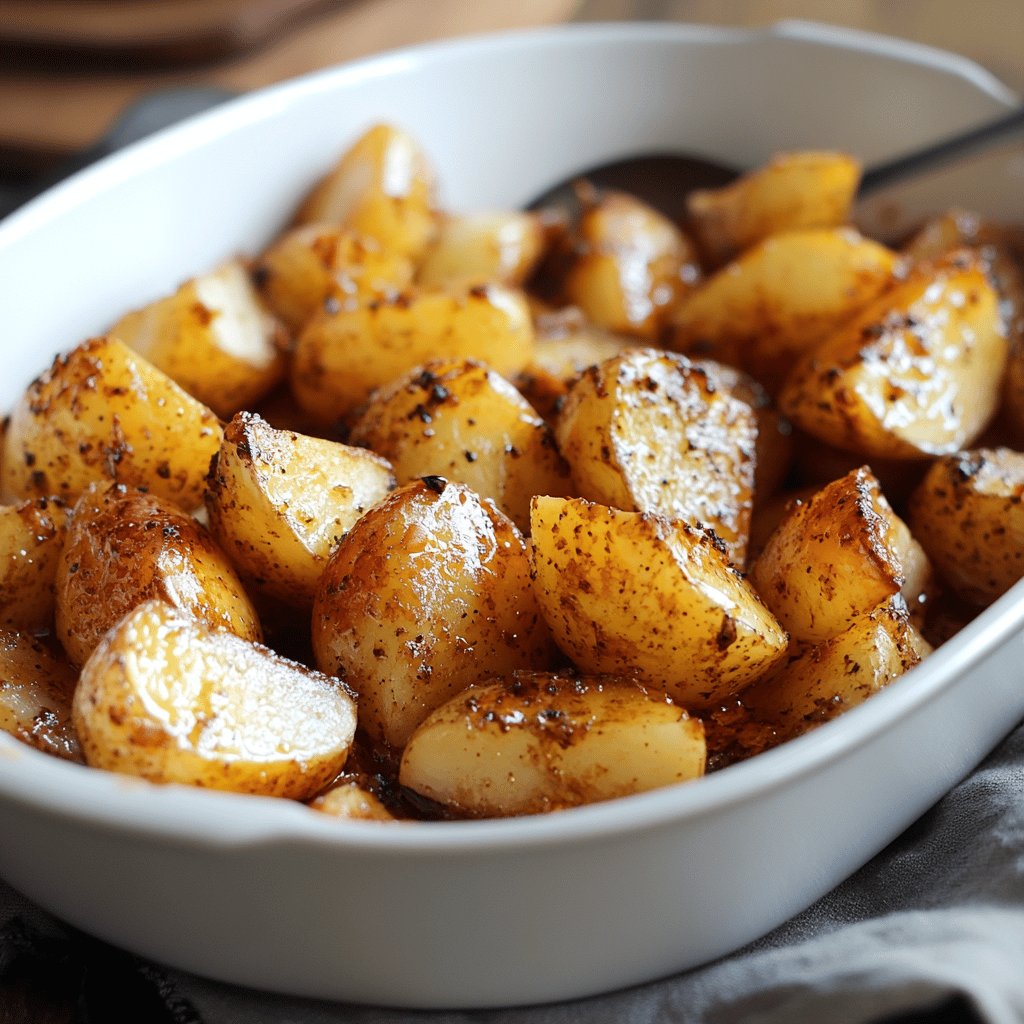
left=348, top=359, right=570, bottom=532
left=0, top=630, right=81, bottom=762
left=400, top=671, right=705, bottom=818
left=555, top=349, right=757, bottom=564
left=529, top=497, right=788, bottom=707
left=309, top=779, right=396, bottom=822
left=56, top=484, right=261, bottom=667
left=296, top=123, right=436, bottom=261
left=73, top=599, right=356, bottom=798
left=206, top=412, right=396, bottom=607
left=908, top=448, right=1024, bottom=606
left=291, top=283, right=535, bottom=424
left=312, top=479, right=557, bottom=750
left=1, top=336, right=222, bottom=511
left=110, top=259, right=286, bottom=419
left=779, top=252, right=1007, bottom=459
left=0, top=497, right=68, bottom=631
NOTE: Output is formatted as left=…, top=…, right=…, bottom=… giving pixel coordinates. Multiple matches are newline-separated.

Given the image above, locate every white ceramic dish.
left=2, top=20, right=1024, bottom=1011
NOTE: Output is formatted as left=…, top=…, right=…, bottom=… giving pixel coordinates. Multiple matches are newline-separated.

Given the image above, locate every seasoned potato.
left=254, top=225, right=415, bottom=335
left=0, top=630, right=81, bottom=762
left=56, top=484, right=262, bottom=667
left=73, top=599, right=356, bottom=798
left=348, top=359, right=570, bottom=532
left=669, top=228, right=898, bottom=387
left=1, top=336, right=222, bottom=511
left=309, top=779, right=396, bottom=822
left=529, top=497, right=788, bottom=707
left=686, top=151, right=861, bottom=267
left=400, top=671, right=705, bottom=818
left=417, top=211, right=547, bottom=289
left=779, top=252, right=1007, bottom=459
left=555, top=349, right=757, bottom=564
left=312, top=478, right=557, bottom=751
left=110, top=259, right=286, bottom=419
left=296, top=122, right=436, bottom=261
left=750, top=467, right=931, bottom=643
left=0, top=497, right=68, bottom=631
left=908, top=448, right=1024, bottom=606
left=206, top=412, right=395, bottom=607
left=291, top=283, right=536, bottom=424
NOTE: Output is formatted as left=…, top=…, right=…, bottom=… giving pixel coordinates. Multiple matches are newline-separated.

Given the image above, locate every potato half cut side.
left=0, top=497, right=68, bottom=631
left=529, top=496, right=788, bottom=707
left=400, top=671, right=705, bottom=818
left=73, top=600, right=356, bottom=798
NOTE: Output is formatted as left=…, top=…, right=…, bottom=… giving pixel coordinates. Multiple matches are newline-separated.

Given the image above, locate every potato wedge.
left=1, top=336, right=222, bottom=511
left=56, top=484, right=261, bottom=667
left=291, top=283, right=535, bottom=424
left=348, top=359, right=570, bottom=532
left=749, top=467, right=930, bottom=643
left=686, top=151, right=861, bottom=267
left=73, top=599, right=356, bottom=798
left=0, top=497, right=68, bottom=631
left=206, top=412, right=395, bottom=607
left=110, top=259, right=286, bottom=419
left=779, top=252, right=1007, bottom=459
left=296, top=123, right=436, bottom=261
left=554, top=349, right=757, bottom=564
left=312, top=478, right=557, bottom=751
left=908, top=448, right=1024, bottom=606
left=400, top=671, right=705, bottom=818
left=669, top=228, right=898, bottom=387
left=529, top=497, right=788, bottom=707
left=0, top=630, right=81, bottom=762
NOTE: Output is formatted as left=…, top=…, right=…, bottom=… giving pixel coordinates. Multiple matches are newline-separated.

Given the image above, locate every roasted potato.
left=348, top=359, right=570, bottom=532
left=55, top=483, right=262, bottom=667
left=309, top=779, right=396, bottom=821
left=529, top=496, right=788, bottom=707
left=73, top=599, right=356, bottom=798
left=206, top=412, right=396, bottom=607
left=400, top=671, right=705, bottom=818
left=0, top=496, right=68, bottom=631
left=1, top=336, right=222, bottom=511
left=312, top=478, right=557, bottom=750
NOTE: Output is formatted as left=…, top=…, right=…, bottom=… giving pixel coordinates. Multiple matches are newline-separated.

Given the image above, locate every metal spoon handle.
left=859, top=105, right=1024, bottom=194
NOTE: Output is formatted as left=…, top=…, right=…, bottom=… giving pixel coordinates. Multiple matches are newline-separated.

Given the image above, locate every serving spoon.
left=526, top=104, right=1024, bottom=217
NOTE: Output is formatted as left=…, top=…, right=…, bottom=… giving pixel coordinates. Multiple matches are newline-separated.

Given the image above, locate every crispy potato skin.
left=312, top=479, right=558, bottom=751
left=348, top=359, right=571, bottom=532
left=73, top=599, right=356, bottom=798
left=529, top=496, right=788, bottom=707
left=56, top=484, right=262, bottom=667
left=909, top=448, right=1024, bottom=606
left=1, top=336, right=222, bottom=510
left=555, top=349, right=757, bottom=565
left=400, top=671, right=705, bottom=818
left=0, top=497, right=68, bottom=631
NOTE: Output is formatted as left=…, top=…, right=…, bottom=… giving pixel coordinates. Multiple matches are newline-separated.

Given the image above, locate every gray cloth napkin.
left=4, top=715, right=1024, bottom=1024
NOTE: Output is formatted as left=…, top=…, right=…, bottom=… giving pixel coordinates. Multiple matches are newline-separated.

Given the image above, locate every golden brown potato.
left=686, top=151, right=861, bottom=267
left=291, top=283, right=536, bottom=424
left=1, top=336, right=222, bottom=511
left=348, top=359, right=570, bottom=532
left=296, top=123, right=437, bottom=261
left=206, top=412, right=395, bottom=607
left=669, top=228, right=898, bottom=388
left=73, top=599, right=356, bottom=798
left=0, top=497, right=68, bottom=631
left=0, top=630, right=81, bottom=762
left=308, top=779, right=396, bottom=822
left=399, top=671, right=705, bottom=818
left=254, top=224, right=415, bottom=335
left=55, top=484, right=262, bottom=667
left=908, top=448, right=1024, bottom=606
left=110, top=259, right=287, bottom=419
left=554, top=349, right=757, bottom=565
left=529, top=496, right=788, bottom=707
left=749, top=467, right=930, bottom=643
left=312, top=479, right=558, bottom=751
left=779, top=252, right=1007, bottom=459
